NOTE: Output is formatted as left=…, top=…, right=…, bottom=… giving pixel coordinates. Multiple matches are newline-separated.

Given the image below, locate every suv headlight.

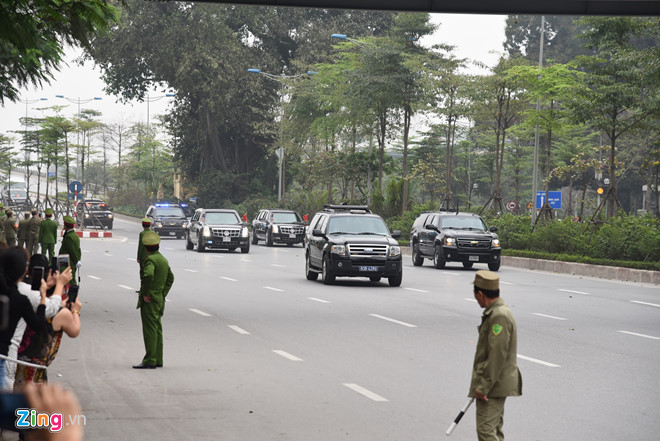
left=271, top=225, right=279, bottom=234
left=330, top=245, right=346, bottom=256
left=444, top=237, right=456, bottom=246
left=241, top=226, right=249, bottom=238
left=492, top=239, right=500, bottom=248
left=108, top=214, right=113, bottom=219
left=202, top=226, right=211, bottom=237
left=389, top=245, right=401, bottom=257
left=155, top=222, right=163, bottom=228
left=182, top=221, right=188, bottom=228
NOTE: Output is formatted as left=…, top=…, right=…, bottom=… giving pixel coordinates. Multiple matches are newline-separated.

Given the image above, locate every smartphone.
left=50, top=256, right=58, bottom=273
left=0, top=393, right=29, bottom=431
left=30, top=266, right=45, bottom=291
left=67, top=285, right=79, bottom=304
left=57, top=255, right=70, bottom=273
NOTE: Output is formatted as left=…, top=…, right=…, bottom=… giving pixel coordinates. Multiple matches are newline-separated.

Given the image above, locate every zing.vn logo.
left=15, top=409, right=86, bottom=432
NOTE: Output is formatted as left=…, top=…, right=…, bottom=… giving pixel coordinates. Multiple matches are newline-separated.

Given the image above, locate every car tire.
left=321, top=254, right=335, bottom=285
left=241, top=243, right=250, bottom=254
left=266, top=231, right=273, bottom=247
left=197, top=234, right=206, bottom=252
left=369, top=276, right=381, bottom=282
left=251, top=231, right=258, bottom=244
left=186, top=234, right=194, bottom=250
left=433, top=245, right=446, bottom=269
left=463, top=261, right=474, bottom=269
left=488, top=260, right=501, bottom=271
left=305, top=254, right=318, bottom=281
left=388, top=270, right=403, bottom=287
left=107, top=223, right=113, bottom=230
left=412, top=243, right=423, bottom=266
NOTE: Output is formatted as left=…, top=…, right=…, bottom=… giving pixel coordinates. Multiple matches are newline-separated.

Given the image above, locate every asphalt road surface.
left=42, top=216, right=659, bottom=441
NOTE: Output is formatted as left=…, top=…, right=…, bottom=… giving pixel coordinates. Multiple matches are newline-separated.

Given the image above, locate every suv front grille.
left=212, top=228, right=241, bottom=238
left=348, top=244, right=388, bottom=256
left=280, top=226, right=305, bottom=234
left=457, top=239, right=491, bottom=249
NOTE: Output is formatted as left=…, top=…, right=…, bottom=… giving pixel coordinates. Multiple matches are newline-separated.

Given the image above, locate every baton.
left=446, top=397, right=474, bottom=436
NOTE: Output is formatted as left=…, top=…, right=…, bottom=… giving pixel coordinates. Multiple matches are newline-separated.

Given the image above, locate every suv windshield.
left=205, top=212, right=240, bottom=224
left=156, top=207, right=186, bottom=217
left=440, top=216, right=487, bottom=230
left=272, top=212, right=301, bottom=223
left=327, top=216, right=390, bottom=235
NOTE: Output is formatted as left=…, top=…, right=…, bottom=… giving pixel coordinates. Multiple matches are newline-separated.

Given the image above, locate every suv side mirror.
left=489, top=226, right=498, bottom=233
left=312, top=229, right=324, bottom=237
left=425, top=224, right=438, bottom=231
left=391, top=230, right=401, bottom=239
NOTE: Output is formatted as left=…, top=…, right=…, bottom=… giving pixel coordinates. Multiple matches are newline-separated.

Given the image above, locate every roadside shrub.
left=387, top=203, right=434, bottom=239
left=589, top=215, right=660, bottom=262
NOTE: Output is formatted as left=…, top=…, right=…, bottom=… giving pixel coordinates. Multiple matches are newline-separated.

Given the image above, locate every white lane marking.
left=273, top=350, right=303, bottom=361
left=189, top=308, right=212, bottom=317
left=264, top=286, right=284, bottom=292
left=228, top=325, right=250, bottom=335
left=240, top=259, right=252, bottom=263
left=532, top=313, right=567, bottom=321
left=517, top=354, right=561, bottom=367
left=618, top=331, right=660, bottom=340
left=558, top=289, right=590, bottom=296
left=444, top=272, right=461, bottom=276
left=87, top=275, right=101, bottom=280
left=104, top=253, right=113, bottom=257
left=369, top=314, right=417, bottom=328
left=184, top=269, right=199, bottom=273
left=118, top=285, right=135, bottom=291
left=308, top=297, right=331, bottom=304
left=343, top=383, right=389, bottom=402
left=270, top=264, right=286, bottom=268
left=465, top=298, right=478, bottom=303
left=405, top=287, right=429, bottom=293
left=501, top=281, right=515, bottom=285
left=221, top=277, right=238, bottom=282
left=126, top=258, right=135, bottom=262
left=631, top=300, right=660, bottom=308
left=82, top=250, right=91, bottom=253
left=164, top=247, right=175, bottom=251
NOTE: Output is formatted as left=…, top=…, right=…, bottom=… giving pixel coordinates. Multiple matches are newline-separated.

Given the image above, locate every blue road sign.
left=536, top=191, right=562, bottom=209
left=69, top=180, right=82, bottom=193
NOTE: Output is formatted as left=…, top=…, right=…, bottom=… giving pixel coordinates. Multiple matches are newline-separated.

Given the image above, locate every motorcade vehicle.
left=409, top=210, right=501, bottom=271
left=1, top=182, right=27, bottom=206
left=145, top=203, right=189, bottom=238
left=75, top=198, right=114, bottom=229
left=304, top=204, right=402, bottom=286
left=186, top=208, right=250, bottom=253
left=252, top=208, right=306, bottom=247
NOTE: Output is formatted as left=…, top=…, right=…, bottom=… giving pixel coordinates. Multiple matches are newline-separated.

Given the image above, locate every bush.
left=387, top=203, right=434, bottom=239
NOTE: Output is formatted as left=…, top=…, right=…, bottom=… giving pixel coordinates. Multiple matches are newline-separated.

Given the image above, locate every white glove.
left=76, top=261, right=82, bottom=269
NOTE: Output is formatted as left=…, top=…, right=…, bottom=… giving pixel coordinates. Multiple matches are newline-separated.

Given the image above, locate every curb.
left=400, top=247, right=660, bottom=285
left=60, top=230, right=113, bottom=238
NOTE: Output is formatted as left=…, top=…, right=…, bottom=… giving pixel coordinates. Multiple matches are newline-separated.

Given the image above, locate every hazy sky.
left=0, top=13, right=507, bottom=138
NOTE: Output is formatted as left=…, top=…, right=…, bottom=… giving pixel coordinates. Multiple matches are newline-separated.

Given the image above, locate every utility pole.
left=531, top=16, right=545, bottom=228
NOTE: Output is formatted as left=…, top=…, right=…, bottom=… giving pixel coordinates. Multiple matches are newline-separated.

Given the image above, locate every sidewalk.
left=400, top=247, right=660, bottom=285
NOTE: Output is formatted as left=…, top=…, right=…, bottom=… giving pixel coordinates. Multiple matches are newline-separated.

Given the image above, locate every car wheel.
left=388, top=270, right=403, bottom=287
left=186, top=233, right=194, bottom=250
left=369, top=276, right=381, bottom=282
left=305, top=254, right=318, bottom=281
left=241, top=243, right=250, bottom=254
left=463, top=261, right=474, bottom=269
left=251, top=231, right=258, bottom=244
left=488, top=260, right=501, bottom=271
left=433, top=245, right=446, bottom=269
left=266, top=231, right=273, bottom=247
left=197, top=234, right=206, bottom=252
left=412, top=243, right=423, bottom=266
left=107, top=223, right=113, bottom=230
left=321, top=254, right=335, bottom=285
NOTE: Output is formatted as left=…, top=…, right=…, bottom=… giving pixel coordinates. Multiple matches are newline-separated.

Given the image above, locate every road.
left=45, top=216, right=659, bottom=441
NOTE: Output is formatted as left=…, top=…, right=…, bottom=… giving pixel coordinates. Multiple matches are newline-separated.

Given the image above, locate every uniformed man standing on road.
left=133, top=231, right=174, bottom=369
left=137, top=217, right=152, bottom=288
left=17, top=211, right=30, bottom=249
left=39, top=208, right=58, bottom=262
left=4, top=210, right=17, bottom=247
left=0, top=203, right=6, bottom=244
left=27, top=208, right=41, bottom=256
left=59, top=215, right=81, bottom=285
left=469, top=270, right=522, bottom=441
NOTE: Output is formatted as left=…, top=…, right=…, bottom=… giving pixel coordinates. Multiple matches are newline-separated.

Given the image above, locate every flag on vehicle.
left=242, top=213, right=248, bottom=222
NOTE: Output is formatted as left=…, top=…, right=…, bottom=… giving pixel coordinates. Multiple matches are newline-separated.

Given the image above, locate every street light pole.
left=531, top=16, right=545, bottom=228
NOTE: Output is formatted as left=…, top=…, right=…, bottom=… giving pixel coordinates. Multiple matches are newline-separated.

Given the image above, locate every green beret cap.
left=63, top=215, right=76, bottom=225
left=142, top=231, right=160, bottom=246
left=472, top=270, right=500, bottom=291
left=45, top=208, right=54, bottom=215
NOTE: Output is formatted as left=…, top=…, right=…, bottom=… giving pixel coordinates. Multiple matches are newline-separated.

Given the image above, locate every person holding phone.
left=58, top=216, right=81, bottom=285
left=0, top=248, right=48, bottom=390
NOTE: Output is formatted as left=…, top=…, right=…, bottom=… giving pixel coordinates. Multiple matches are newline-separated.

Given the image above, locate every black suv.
left=145, top=203, right=189, bottom=239
left=75, top=198, right=114, bottom=229
left=305, top=205, right=402, bottom=286
left=252, top=209, right=306, bottom=247
left=186, top=208, right=250, bottom=253
left=409, top=210, right=501, bottom=271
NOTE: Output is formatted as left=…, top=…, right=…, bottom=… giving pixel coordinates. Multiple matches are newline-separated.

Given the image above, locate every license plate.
left=359, top=266, right=378, bottom=271
left=469, top=255, right=479, bottom=261
left=169, top=232, right=176, bottom=236
left=289, top=234, right=296, bottom=238
left=223, top=237, right=231, bottom=242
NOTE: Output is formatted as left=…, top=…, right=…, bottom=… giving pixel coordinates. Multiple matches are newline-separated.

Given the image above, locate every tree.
left=0, top=0, right=118, bottom=104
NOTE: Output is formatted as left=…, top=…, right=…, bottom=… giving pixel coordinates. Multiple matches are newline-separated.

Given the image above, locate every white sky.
left=0, top=13, right=507, bottom=139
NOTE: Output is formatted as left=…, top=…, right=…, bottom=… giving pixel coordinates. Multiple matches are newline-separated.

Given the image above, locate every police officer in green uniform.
left=27, top=208, right=41, bottom=256
left=0, top=203, right=6, bottom=244
left=137, top=217, right=152, bottom=283
left=39, top=208, right=58, bottom=262
left=17, top=211, right=30, bottom=249
left=4, top=209, right=17, bottom=247
left=133, top=231, right=174, bottom=369
left=58, top=215, right=82, bottom=285
left=469, top=270, right=522, bottom=441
